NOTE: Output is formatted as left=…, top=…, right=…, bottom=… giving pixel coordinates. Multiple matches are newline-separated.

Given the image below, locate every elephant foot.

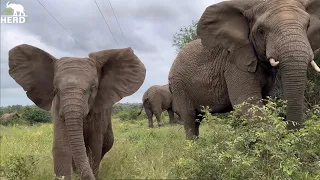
left=284, top=117, right=303, bottom=131
left=286, top=122, right=302, bottom=131
left=82, top=172, right=96, bottom=180
left=157, top=122, right=164, bottom=127
left=54, top=175, right=71, bottom=180
left=148, top=125, right=154, bottom=128
left=185, top=134, right=199, bottom=141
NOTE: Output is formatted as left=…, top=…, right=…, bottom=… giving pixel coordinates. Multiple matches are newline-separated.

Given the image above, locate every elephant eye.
left=53, top=88, right=58, bottom=96
left=258, top=27, right=265, bottom=36
left=90, top=85, right=97, bottom=92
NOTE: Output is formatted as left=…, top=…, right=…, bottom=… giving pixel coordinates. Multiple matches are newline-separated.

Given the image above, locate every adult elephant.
left=1, top=112, right=20, bottom=120
left=137, top=84, right=181, bottom=128
left=168, top=0, right=320, bottom=140
left=8, top=44, right=146, bottom=180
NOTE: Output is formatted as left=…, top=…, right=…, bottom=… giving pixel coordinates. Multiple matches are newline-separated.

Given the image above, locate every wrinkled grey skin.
left=1, top=112, right=20, bottom=120
left=137, top=84, right=182, bottom=128
left=168, top=0, right=320, bottom=140
left=8, top=44, right=146, bottom=180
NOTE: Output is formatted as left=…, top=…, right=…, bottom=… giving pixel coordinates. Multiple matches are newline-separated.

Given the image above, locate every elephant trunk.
left=61, top=92, right=94, bottom=178
left=276, top=33, right=311, bottom=129
left=280, top=62, right=307, bottom=128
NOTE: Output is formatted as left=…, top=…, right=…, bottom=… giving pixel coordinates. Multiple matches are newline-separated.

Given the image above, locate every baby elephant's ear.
left=8, top=44, right=56, bottom=111
left=89, top=48, right=146, bottom=112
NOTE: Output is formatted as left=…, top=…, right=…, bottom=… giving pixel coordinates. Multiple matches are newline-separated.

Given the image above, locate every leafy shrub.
left=171, top=98, right=320, bottom=179
left=112, top=103, right=143, bottom=115
left=172, top=20, right=198, bottom=52
left=116, top=108, right=147, bottom=121
left=21, top=106, right=51, bottom=124
left=0, top=155, right=38, bottom=180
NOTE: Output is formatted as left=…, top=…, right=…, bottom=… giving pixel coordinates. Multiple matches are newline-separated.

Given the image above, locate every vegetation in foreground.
left=0, top=98, right=319, bottom=180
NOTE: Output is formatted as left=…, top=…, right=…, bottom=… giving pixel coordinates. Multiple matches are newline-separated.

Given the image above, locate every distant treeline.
left=0, top=103, right=147, bottom=126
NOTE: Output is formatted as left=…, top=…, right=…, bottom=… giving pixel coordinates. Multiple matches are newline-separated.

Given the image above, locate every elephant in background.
left=8, top=44, right=146, bottom=180
left=1, top=112, right=20, bottom=120
left=137, top=84, right=181, bottom=128
left=168, top=0, right=320, bottom=140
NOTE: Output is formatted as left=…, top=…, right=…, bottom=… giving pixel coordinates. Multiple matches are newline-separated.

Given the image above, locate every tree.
left=172, top=20, right=198, bottom=52
left=21, top=106, right=51, bottom=124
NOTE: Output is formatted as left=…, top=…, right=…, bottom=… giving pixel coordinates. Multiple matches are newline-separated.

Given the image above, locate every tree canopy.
left=172, top=20, right=198, bottom=52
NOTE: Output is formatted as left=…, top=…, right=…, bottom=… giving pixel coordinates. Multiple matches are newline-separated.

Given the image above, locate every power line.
left=105, top=0, right=128, bottom=47
left=36, top=0, right=88, bottom=53
left=93, top=0, right=119, bottom=48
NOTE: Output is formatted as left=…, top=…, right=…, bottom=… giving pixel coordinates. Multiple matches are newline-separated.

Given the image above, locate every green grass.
left=0, top=118, right=188, bottom=180
left=1, top=100, right=320, bottom=180
left=0, top=124, right=54, bottom=179
left=100, top=119, right=186, bottom=179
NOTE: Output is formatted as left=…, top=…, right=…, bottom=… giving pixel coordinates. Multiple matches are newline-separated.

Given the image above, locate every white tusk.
left=310, top=60, right=320, bottom=72
left=269, top=58, right=279, bottom=67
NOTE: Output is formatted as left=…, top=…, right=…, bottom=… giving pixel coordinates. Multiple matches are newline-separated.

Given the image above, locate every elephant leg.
left=176, top=115, right=183, bottom=125
left=182, top=109, right=197, bottom=140
left=101, top=122, right=114, bottom=160
left=150, top=103, right=163, bottom=127
left=167, top=108, right=175, bottom=126
left=224, top=68, right=264, bottom=117
left=176, top=97, right=196, bottom=139
left=195, top=110, right=205, bottom=137
left=72, top=158, right=77, bottom=174
left=145, top=108, right=154, bottom=128
left=52, top=119, right=72, bottom=180
left=154, top=112, right=163, bottom=127
left=86, top=133, right=104, bottom=179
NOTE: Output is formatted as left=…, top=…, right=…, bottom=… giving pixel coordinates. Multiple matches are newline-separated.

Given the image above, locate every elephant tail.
left=137, top=98, right=148, bottom=116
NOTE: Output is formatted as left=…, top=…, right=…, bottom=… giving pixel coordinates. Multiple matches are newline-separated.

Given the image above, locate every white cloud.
left=0, top=0, right=225, bottom=107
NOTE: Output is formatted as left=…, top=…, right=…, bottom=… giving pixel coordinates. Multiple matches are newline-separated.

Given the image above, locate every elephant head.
left=197, top=0, right=320, bottom=128
left=8, top=44, right=146, bottom=178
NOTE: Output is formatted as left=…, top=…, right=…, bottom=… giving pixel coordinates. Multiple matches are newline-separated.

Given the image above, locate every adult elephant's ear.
left=8, top=44, right=56, bottom=111
left=197, top=1, right=260, bottom=72
left=303, top=0, right=320, bottom=51
left=89, top=48, right=146, bottom=112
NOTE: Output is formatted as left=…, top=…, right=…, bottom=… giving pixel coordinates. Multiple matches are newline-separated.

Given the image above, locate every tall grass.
left=0, top=117, right=186, bottom=180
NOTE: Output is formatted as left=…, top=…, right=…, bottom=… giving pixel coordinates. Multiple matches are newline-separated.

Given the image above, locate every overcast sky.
left=0, top=0, right=223, bottom=107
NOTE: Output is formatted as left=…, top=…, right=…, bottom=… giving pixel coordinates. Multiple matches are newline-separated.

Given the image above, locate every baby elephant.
left=8, top=44, right=146, bottom=180
left=137, top=84, right=181, bottom=128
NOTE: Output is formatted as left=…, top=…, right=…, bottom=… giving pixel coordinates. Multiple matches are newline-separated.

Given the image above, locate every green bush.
left=116, top=107, right=147, bottom=121
left=112, top=103, right=143, bottom=115
left=172, top=20, right=198, bottom=52
left=171, top=98, right=320, bottom=179
left=21, top=106, right=51, bottom=125
left=0, top=155, right=38, bottom=180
